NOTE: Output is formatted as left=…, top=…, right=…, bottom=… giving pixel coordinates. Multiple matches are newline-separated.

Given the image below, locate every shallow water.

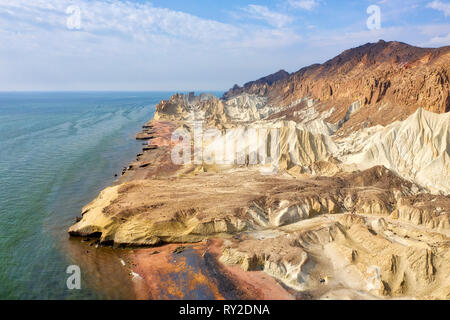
left=0, top=92, right=181, bottom=299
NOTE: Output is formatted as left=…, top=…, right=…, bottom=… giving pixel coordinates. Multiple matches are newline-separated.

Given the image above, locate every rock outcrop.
left=223, top=69, right=290, bottom=99
left=336, top=108, right=450, bottom=194
left=225, top=40, right=450, bottom=134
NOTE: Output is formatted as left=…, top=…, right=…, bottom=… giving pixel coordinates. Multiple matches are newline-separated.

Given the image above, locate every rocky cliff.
left=223, top=69, right=290, bottom=99
left=70, top=40, right=450, bottom=300
left=224, top=40, right=450, bottom=135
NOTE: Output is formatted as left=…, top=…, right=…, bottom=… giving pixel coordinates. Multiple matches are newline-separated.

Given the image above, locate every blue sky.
left=0, top=0, right=449, bottom=91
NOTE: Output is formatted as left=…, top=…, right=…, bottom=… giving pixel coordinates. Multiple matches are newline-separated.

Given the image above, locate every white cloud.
left=427, top=1, right=450, bottom=16
left=243, top=5, right=293, bottom=28
left=419, top=23, right=450, bottom=36
left=0, top=0, right=302, bottom=47
left=288, top=0, right=320, bottom=11
left=417, top=23, right=450, bottom=45
left=0, top=0, right=304, bottom=90
left=430, top=33, right=450, bottom=44
left=0, top=0, right=447, bottom=91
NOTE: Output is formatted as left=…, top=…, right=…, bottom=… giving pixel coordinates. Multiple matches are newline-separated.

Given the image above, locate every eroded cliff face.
left=153, top=93, right=449, bottom=194
left=70, top=40, right=450, bottom=300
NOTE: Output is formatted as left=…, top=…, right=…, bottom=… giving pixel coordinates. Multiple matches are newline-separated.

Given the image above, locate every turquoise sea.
left=0, top=92, right=190, bottom=299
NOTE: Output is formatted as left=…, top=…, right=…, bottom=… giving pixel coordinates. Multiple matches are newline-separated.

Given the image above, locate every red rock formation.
left=224, top=69, right=290, bottom=99
left=224, top=40, right=450, bottom=134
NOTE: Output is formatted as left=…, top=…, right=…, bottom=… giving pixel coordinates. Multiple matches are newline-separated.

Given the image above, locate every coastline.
left=0, top=92, right=171, bottom=299
left=68, top=99, right=450, bottom=300
left=68, top=41, right=450, bottom=299
left=69, top=116, right=295, bottom=299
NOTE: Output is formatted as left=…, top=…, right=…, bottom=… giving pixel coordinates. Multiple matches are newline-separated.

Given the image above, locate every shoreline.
left=68, top=66, right=449, bottom=301
left=69, top=116, right=296, bottom=299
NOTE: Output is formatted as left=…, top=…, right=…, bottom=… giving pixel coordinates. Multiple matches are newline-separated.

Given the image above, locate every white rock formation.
left=337, top=108, right=450, bottom=194
left=224, top=94, right=279, bottom=122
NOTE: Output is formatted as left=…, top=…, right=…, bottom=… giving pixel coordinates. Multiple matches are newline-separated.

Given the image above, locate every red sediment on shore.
left=126, top=239, right=294, bottom=300
left=145, top=121, right=178, bottom=148
left=128, top=242, right=224, bottom=300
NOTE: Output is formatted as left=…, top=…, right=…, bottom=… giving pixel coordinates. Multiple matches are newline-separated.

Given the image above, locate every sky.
left=0, top=0, right=449, bottom=91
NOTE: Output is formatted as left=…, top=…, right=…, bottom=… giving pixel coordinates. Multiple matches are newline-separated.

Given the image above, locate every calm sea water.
left=0, top=91, right=212, bottom=299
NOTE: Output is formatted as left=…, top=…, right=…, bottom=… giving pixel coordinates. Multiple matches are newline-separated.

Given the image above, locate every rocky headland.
left=69, top=40, right=450, bottom=300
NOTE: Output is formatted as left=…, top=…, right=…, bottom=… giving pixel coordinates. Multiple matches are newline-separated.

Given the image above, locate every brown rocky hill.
left=224, top=40, right=450, bottom=135
left=224, top=69, right=290, bottom=99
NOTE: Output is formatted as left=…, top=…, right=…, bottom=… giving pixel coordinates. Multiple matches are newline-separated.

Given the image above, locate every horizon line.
left=0, top=89, right=227, bottom=93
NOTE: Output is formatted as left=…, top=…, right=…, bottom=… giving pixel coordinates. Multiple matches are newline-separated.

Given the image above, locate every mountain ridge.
left=224, top=40, right=450, bottom=135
